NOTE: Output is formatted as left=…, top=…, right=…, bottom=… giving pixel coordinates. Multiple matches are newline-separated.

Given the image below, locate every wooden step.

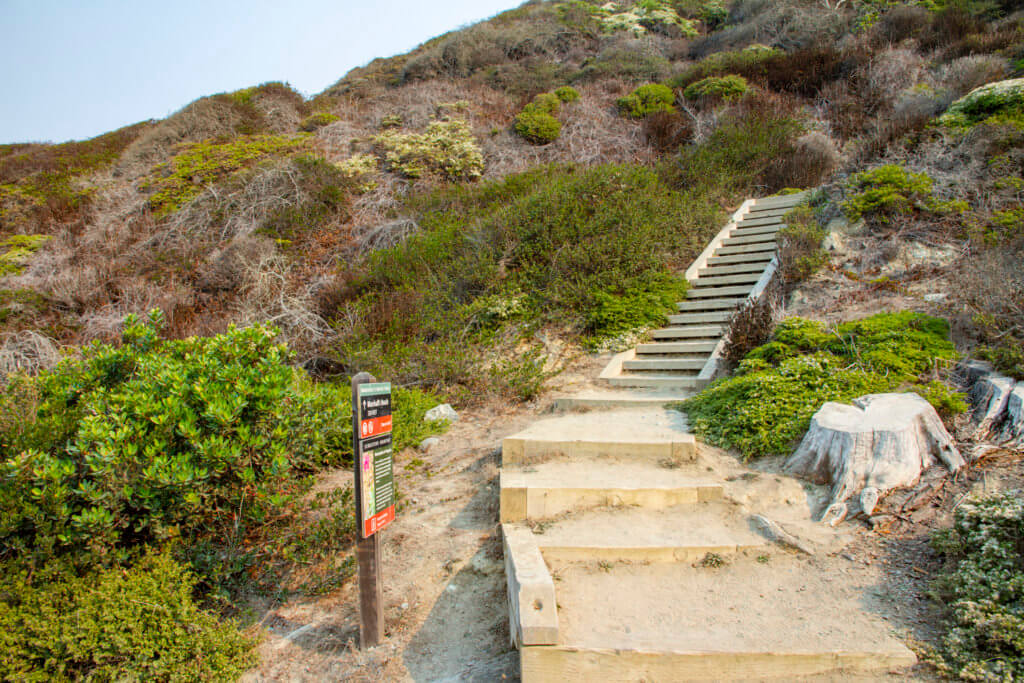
left=743, top=206, right=790, bottom=218
left=622, top=358, right=705, bottom=372
left=716, top=243, right=776, bottom=257
left=692, top=272, right=761, bottom=288
left=697, top=262, right=767, bottom=277
left=687, top=284, right=753, bottom=298
left=735, top=216, right=785, bottom=228
left=667, top=310, right=732, bottom=324
left=676, top=297, right=746, bottom=311
left=650, top=325, right=723, bottom=340
left=637, top=340, right=717, bottom=353
left=721, top=233, right=777, bottom=248
left=706, top=252, right=775, bottom=266
left=731, top=224, right=783, bottom=237
left=751, top=194, right=806, bottom=210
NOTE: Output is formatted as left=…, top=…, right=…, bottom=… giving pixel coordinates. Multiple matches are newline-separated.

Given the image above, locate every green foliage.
left=0, top=552, right=256, bottom=681
left=778, top=205, right=827, bottom=286
left=666, top=45, right=783, bottom=90
left=144, top=134, right=309, bottom=217
left=597, top=0, right=699, bottom=36
left=299, top=111, right=340, bottom=132
left=929, top=491, right=1024, bottom=681
left=617, top=83, right=676, bottom=119
left=585, top=274, right=689, bottom=341
left=699, top=0, right=729, bottom=29
left=843, top=164, right=966, bottom=225
left=374, top=119, right=484, bottom=180
left=938, top=78, right=1024, bottom=130
left=683, top=312, right=961, bottom=458
left=977, top=340, right=1024, bottom=380
left=258, top=155, right=353, bottom=242
left=683, top=75, right=749, bottom=101
left=515, top=94, right=564, bottom=144
left=0, top=234, right=51, bottom=276
left=554, top=85, right=581, bottom=103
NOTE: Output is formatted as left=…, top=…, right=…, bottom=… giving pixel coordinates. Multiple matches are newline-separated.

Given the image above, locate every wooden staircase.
left=602, top=192, right=807, bottom=394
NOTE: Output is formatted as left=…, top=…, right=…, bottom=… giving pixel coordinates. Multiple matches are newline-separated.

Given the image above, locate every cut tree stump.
left=966, top=366, right=1024, bottom=449
left=785, top=393, right=963, bottom=523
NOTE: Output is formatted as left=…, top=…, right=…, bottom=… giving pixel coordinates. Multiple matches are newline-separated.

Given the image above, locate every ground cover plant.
left=929, top=491, right=1024, bottom=681
left=682, top=312, right=964, bottom=458
left=0, top=310, right=443, bottom=679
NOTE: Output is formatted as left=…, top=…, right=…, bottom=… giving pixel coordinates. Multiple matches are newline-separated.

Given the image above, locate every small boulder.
left=418, top=437, right=441, bottom=452
left=425, top=403, right=459, bottom=423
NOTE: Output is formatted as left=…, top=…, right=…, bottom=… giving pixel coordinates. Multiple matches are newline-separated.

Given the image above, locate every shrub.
left=585, top=274, right=689, bottom=341
left=374, top=119, right=484, bottom=180
left=843, top=164, right=936, bottom=223
left=597, top=1, right=699, bottom=37
left=667, top=44, right=783, bottom=90
left=299, top=111, right=340, bottom=132
left=617, top=83, right=676, bottom=119
left=554, top=85, right=581, bottom=102
left=257, top=155, right=354, bottom=241
left=683, top=75, right=749, bottom=101
left=682, top=312, right=961, bottom=458
left=929, top=491, right=1024, bottom=681
left=144, top=134, right=309, bottom=217
left=722, top=296, right=775, bottom=365
left=515, top=104, right=563, bottom=144
left=643, top=110, right=695, bottom=152
left=0, top=552, right=256, bottom=681
left=778, top=204, right=827, bottom=287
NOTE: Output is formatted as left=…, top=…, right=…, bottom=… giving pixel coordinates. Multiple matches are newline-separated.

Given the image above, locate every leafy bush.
left=778, top=204, right=827, bottom=287
left=617, top=83, right=676, bottom=119
left=667, top=44, right=783, bottom=90
left=596, top=1, right=699, bottom=37
left=683, top=75, right=749, bottom=101
left=929, top=491, right=1024, bottom=681
left=374, top=119, right=484, bottom=180
left=515, top=93, right=564, bottom=144
left=843, top=164, right=967, bottom=225
left=144, top=134, right=310, bottom=217
left=585, top=274, right=689, bottom=342
left=977, top=340, right=1024, bottom=380
left=0, top=552, right=256, bottom=681
left=682, top=312, right=961, bottom=458
left=299, top=111, right=340, bottom=132
left=554, top=85, right=581, bottom=102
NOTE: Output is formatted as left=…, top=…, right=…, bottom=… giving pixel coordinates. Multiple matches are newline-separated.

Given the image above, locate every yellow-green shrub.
left=683, top=75, right=749, bottom=101
left=617, top=83, right=676, bottom=119
left=374, top=120, right=484, bottom=180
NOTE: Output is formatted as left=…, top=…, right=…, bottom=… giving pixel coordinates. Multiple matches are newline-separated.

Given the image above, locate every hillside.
left=1, top=0, right=1023, bottom=679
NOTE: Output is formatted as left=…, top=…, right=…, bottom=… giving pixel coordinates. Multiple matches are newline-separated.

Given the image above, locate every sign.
left=355, top=381, right=395, bottom=538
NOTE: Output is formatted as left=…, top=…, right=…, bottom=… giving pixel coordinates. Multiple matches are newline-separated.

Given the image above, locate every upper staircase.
left=601, top=192, right=807, bottom=394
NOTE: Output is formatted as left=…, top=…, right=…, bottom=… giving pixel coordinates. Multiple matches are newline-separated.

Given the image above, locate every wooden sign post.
left=351, top=372, right=396, bottom=648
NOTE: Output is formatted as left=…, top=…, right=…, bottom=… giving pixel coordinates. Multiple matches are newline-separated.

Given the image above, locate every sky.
left=0, top=0, right=524, bottom=144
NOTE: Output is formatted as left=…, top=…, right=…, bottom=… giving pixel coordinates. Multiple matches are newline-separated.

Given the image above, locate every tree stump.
left=967, top=367, right=1024, bottom=449
left=785, top=393, right=963, bottom=523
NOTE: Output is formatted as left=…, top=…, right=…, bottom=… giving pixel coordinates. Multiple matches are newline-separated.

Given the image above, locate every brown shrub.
left=871, top=5, right=932, bottom=46
left=768, top=131, right=840, bottom=189
left=642, top=110, right=694, bottom=152
left=722, top=295, right=776, bottom=365
left=936, top=55, right=1010, bottom=99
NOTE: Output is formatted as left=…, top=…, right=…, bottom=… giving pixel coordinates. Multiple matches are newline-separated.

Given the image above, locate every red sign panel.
left=360, top=415, right=392, bottom=439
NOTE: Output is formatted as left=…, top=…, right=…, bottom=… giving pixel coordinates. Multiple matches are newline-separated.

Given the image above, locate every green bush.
left=617, top=83, right=676, bottom=119
left=299, top=111, right=340, bottom=132
left=778, top=204, right=827, bottom=286
left=554, top=85, right=581, bottom=103
left=515, top=93, right=564, bottom=144
left=938, top=79, right=1024, bottom=130
left=977, top=339, right=1024, bottom=380
left=929, top=491, right=1024, bottom=681
left=0, top=552, right=256, bottom=681
left=666, top=45, right=783, bottom=90
left=683, top=75, right=749, bottom=101
left=374, top=119, right=484, bottom=180
left=682, top=312, right=961, bottom=458
left=843, top=164, right=969, bottom=225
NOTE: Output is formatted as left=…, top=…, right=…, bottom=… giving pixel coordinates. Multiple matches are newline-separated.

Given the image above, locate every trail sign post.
left=352, top=372, right=395, bottom=648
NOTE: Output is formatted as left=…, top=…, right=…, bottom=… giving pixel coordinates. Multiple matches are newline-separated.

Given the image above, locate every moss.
left=144, top=134, right=310, bottom=217
left=299, top=111, right=340, bottom=132
left=0, top=235, right=51, bottom=276
left=938, top=78, right=1024, bottom=130
left=617, top=83, right=676, bottom=119
left=683, top=74, right=749, bottom=101
left=682, top=312, right=962, bottom=458
left=374, top=119, right=484, bottom=180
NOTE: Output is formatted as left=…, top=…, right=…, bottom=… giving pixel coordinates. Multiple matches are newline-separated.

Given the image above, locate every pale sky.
left=0, top=0, right=524, bottom=144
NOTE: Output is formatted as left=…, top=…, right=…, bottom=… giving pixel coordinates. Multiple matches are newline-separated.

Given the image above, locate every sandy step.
left=637, top=340, right=716, bottom=353
left=606, top=375, right=704, bottom=390
left=676, top=297, right=746, bottom=312
left=551, top=391, right=693, bottom=410
left=502, top=408, right=693, bottom=465
left=697, top=262, right=767, bottom=277
left=623, top=358, right=705, bottom=372
left=706, top=252, right=774, bottom=266
left=650, top=325, right=723, bottom=340
left=528, top=503, right=767, bottom=564
left=667, top=310, right=732, bottom=324
left=687, top=284, right=753, bottom=298
left=692, top=271, right=761, bottom=287
left=716, top=243, right=777, bottom=257
left=500, top=459, right=719, bottom=522
left=524, top=557, right=917, bottom=681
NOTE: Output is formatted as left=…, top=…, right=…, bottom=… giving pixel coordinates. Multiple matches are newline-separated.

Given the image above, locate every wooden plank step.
left=715, top=244, right=776, bottom=257
left=735, top=216, right=785, bottom=228
left=707, top=252, right=774, bottom=266
left=687, top=284, right=753, bottom=298
left=751, top=194, right=806, bottom=209
left=698, top=262, right=767, bottom=277
left=637, top=340, right=717, bottom=353
left=743, top=206, right=790, bottom=218
left=676, top=297, right=746, bottom=311
left=651, top=325, right=723, bottom=340
left=667, top=310, right=732, bottom=324
left=696, top=270, right=761, bottom=286
left=731, top=224, right=783, bottom=236
left=623, top=358, right=705, bottom=371
left=607, top=375, right=705, bottom=390
left=721, top=233, right=777, bottom=247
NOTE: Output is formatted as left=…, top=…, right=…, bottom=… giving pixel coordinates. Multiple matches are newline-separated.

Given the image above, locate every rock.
left=923, top=292, right=948, bottom=303
left=418, top=437, right=441, bottom=452
left=751, top=514, right=814, bottom=555
left=958, top=359, right=994, bottom=386
left=827, top=216, right=866, bottom=236
left=425, top=403, right=459, bottom=423
left=785, top=393, right=964, bottom=521
left=789, top=289, right=809, bottom=306
left=823, top=231, right=845, bottom=253
left=899, top=241, right=958, bottom=270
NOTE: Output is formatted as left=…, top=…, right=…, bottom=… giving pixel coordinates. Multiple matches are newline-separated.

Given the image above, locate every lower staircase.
left=599, top=191, right=806, bottom=396
left=502, top=193, right=918, bottom=680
